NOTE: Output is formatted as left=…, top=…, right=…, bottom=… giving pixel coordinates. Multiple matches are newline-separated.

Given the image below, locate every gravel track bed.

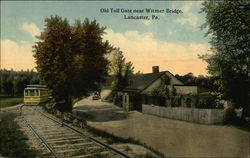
left=20, top=106, right=123, bottom=158
left=1, top=105, right=52, bottom=157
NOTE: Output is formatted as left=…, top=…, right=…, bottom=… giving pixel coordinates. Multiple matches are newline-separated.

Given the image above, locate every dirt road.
left=73, top=91, right=250, bottom=157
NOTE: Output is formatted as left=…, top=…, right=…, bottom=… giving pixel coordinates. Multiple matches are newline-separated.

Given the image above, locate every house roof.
left=122, top=71, right=168, bottom=93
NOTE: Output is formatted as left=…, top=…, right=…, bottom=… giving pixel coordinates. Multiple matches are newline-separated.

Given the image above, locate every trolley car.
left=24, top=85, right=50, bottom=105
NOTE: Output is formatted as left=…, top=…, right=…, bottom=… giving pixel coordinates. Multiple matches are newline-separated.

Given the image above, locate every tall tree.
left=200, top=0, right=250, bottom=118
left=108, top=48, right=134, bottom=104
left=33, top=16, right=112, bottom=111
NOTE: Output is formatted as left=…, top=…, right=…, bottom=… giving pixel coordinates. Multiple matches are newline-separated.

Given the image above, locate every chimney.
left=152, top=66, right=159, bottom=73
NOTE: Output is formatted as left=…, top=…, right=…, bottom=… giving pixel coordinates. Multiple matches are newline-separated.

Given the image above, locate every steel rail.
left=20, top=105, right=59, bottom=158
left=35, top=108, right=132, bottom=158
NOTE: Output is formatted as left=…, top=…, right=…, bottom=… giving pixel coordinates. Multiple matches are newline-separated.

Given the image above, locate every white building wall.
left=174, top=86, right=198, bottom=94
left=141, top=72, right=184, bottom=95
left=165, top=71, right=184, bottom=85
left=141, top=78, right=161, bottom=95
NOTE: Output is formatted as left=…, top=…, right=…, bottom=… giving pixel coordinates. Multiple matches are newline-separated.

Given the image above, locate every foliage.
left=152, top=75, right=171, bottom=98
left=151, top=75, right=175, bottom=106
left=171, top=86, right=177, bottom=96
left=191, top=92, right=223, bottom=109
left=200, top=0, right=250, bottom=118
left=107, top=48, right=134, bottom=103
left=152, top=86, right=170, bottom=98
left=151, top=76, right=172, bottom=106
left=0, top=69, right=41, bottom=96
left=224, top=106, right=239, bottom=124
left=151, top=73, right=224, bottom=109
left=0, top=113, right=40, bottom=157
left=13, top=75, right=29, bottom=95
left=171, top=94, right=182, bottom=107
left=33, top=16, right=113, bottom=111
left=161, top=74, right=171, bottom=85
left=163, top=92, right=224, bottom=109
left=175, top=73, right=219, bottom=91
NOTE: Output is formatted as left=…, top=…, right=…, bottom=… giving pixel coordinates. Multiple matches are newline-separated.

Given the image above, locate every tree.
left=1, top=75, right=13, bottom=96
left=33, top=16, right=112, bottom=111
left=13, top=75, right=29, bottom=96
left=175, top=73, right=218, bottom=91
left=108, top=48, right=134, bottom=104
left=200, top=0, right=250, bottom=118
left=0, top=69, right=42, bottom=96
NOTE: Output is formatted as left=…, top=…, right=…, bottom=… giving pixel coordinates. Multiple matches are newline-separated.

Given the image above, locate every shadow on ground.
left=73, top=108, right=128, bottom=122
left=73, top=105, right=115, bottom=111
left=0, top=112, right=41, bottom=158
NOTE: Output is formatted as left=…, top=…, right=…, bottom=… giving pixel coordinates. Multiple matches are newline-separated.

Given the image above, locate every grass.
left=0, top=96, right=23, bottom=108
left=84, top=125, right=166, bottom=158
left=0, top=112, right=40, bottom=157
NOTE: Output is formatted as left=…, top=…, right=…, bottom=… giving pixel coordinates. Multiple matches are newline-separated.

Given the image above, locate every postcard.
left=1, top=1, right=249, bottom=158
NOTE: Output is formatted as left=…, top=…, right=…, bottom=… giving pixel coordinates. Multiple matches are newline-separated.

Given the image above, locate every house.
left=120, top=66, right=209, bottom=111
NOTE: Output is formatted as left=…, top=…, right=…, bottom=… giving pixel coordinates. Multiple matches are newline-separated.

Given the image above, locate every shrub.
left=113, top=94, right=121, bottom=106
left=224, top=106, right=239, bottom=124
left=192, top=92, right=223, bottom=109
left=171, top=95, right=182, bottom=107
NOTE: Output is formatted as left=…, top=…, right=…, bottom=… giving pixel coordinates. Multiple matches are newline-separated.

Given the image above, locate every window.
left=29, top=90, right=35, bottom=96
left=25, top=90, right=29, bottom=96
left=35, top=90, right=39, bottom=96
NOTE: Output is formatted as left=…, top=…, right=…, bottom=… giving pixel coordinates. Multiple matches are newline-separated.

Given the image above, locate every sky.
left=1, top=1, right=211, bottom=76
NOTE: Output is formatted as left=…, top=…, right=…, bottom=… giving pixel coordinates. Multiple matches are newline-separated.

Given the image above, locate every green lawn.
left=0, top=97, right=23, bottom=108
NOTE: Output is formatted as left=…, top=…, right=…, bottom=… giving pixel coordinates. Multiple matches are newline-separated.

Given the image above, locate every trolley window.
left=29, top=90, right=35, bottom=96
left=25, top=90, right=29, bottom=96
left=35, top=89, right=39, bottom=96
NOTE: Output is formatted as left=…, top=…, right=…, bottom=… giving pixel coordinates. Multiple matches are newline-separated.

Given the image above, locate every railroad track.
left=20, top=105, right=132, bottom=158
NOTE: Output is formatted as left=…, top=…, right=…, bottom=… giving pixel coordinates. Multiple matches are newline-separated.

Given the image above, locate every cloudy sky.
left=1, top=1, right=211, bottom=75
